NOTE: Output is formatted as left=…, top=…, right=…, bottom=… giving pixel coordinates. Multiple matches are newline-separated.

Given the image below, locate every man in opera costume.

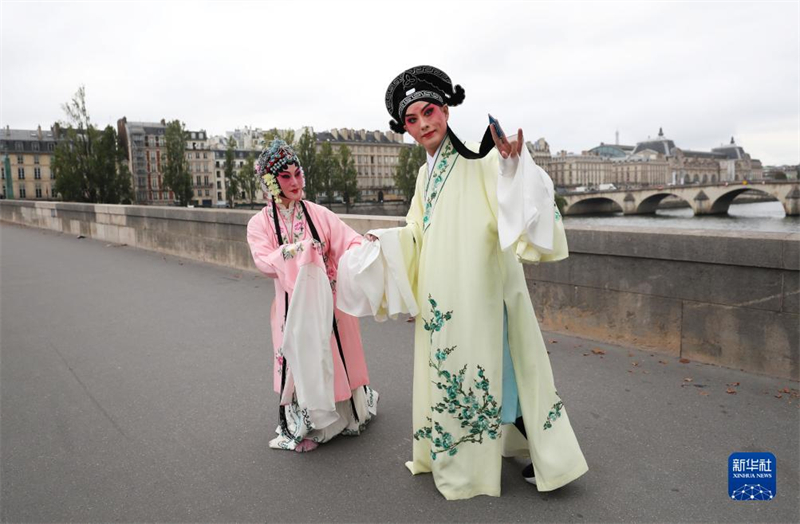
left=337, top=65, right=587, bottom=500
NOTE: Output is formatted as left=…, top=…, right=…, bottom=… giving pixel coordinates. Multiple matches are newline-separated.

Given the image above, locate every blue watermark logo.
left=728, top=452, right=776, bottom=501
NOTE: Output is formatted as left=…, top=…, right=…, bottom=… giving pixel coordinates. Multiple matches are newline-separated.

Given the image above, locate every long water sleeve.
left=496, top=148, right=568, bottom=263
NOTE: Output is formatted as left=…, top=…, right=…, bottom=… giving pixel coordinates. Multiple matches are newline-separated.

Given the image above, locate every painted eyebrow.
left=405, top=103, right=433, bottom=118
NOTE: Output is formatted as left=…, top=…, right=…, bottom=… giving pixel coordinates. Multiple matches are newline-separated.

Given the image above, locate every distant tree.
left=240, top=153, right=258, bottom=206
left=316, top=141, right=336, bottom=208
left=162, top=120, right=193, bottom=206
left=295, top=129, right=318, bottom=202
left=52, top=86, right=132, bottom=204
left=94, top=125, right=133, bottom=204
left=394, top=144, right=426, bottom=204
left=263, top=128, right=295, bottom=147
left=224, top=136, right=239, bottom=207
left=555, top=194, right=567, bottom=216
left=334, top=144, right=359, bottom=213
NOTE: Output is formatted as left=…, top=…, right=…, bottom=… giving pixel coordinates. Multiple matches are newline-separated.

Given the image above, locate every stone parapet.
left=2, top=200, right=796, bottom=380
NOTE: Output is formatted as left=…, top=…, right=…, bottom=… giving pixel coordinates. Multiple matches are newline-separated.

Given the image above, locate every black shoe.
left=522, top=463, right=537, bottom=485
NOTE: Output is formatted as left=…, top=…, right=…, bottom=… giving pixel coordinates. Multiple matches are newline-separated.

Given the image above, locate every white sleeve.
left=335, top=228, right=419, bottom=321
left=281, top=263, right=339, bottom=430
left=372, top=228, right=419, bottom=318
left=497, top=148, right=556, bottom=254
left=336, top=240, right=384, bottom=318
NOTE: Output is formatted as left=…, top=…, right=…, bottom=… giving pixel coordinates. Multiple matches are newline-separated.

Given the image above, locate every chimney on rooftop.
left=37, top=125, right=42, bottom=140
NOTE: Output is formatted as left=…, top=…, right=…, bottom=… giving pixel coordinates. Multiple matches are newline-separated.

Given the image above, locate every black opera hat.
left=385, top=65, right=465, bottom=134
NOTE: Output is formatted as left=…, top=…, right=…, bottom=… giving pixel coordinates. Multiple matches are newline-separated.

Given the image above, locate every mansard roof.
left=316, top=131, right=398, bottom=144
left=631, top=139, right=675, bottom=156
left=710, top=145, right=746, bottom=160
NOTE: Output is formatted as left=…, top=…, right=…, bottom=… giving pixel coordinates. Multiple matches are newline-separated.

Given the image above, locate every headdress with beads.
left=255, top=138, right=301, bottom=197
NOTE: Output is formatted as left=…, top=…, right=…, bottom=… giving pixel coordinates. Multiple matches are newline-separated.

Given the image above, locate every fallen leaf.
left=727, top=382, right=740, bottom=387
left=684, top=378, right=693, bottom=382
left=582, top=353, right=589, bottom=356
left=679, top=359, right=690, bottom=364
left=775, top=394, right=783, bottom=399
left=631, top=361, right=640, bottom=367
left=628, top=352, right=634, bottom=357
left=782, top=387, right=791, bottom=393
left=700, top=392, right=710, bottom=396
left=642, top=370, right=650, bottom=374
left=726, top=389, right=737, bottom=395
left=627, top=370, right=633, bottom=373
left=591, top=349, right=606, bottom=355
left=549, top=340, right=558, bottom=344
left=659, top=360, right=668, bottom=365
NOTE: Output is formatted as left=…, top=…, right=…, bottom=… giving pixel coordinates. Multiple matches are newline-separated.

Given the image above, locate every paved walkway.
left=1, top=223, right=798, bottom=523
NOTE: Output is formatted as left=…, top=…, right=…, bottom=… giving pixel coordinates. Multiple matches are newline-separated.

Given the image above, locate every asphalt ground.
left=1, top=222, right=798, bottom=523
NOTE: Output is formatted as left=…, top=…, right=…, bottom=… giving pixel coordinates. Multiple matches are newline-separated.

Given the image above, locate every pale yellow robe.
left=396, top=135, right=587, bottom=500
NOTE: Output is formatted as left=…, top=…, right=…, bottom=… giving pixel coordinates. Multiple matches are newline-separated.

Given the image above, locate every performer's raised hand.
left=490, top=121, right=524, bottom=159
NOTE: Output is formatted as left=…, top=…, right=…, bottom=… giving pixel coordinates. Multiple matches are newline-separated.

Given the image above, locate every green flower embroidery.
left=543, top=400, right=564, bottom=430
left=423, top=141, right=456, bottom=232
left=413, top=295, right=502, bottom=460
left=554, top=203, right=562, bottom=221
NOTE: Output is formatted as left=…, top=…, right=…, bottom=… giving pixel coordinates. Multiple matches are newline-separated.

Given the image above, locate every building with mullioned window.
left=0, top=126, right=60, bottom=201
left=315, top=128, right=410, bottom=202
left=118, top=118, right=215, bottom=206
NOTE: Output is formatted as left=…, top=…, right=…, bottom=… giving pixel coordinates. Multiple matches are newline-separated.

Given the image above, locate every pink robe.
left=247, top=200, right=370, bottom=404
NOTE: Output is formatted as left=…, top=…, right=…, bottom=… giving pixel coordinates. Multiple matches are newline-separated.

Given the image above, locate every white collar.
left=426, top=140, right=445, bottom=175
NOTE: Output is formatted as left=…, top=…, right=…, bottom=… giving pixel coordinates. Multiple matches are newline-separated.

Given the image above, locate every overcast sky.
left=2, top=1, right=798, bottom=164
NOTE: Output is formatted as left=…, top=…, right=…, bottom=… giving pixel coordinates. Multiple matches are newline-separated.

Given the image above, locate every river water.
left=566, top=201, right=799, bottom=234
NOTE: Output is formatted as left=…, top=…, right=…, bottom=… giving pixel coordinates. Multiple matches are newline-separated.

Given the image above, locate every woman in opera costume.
left=247, top=138, right=377, bottom=453
left=337, top=66, right=587, bottom=500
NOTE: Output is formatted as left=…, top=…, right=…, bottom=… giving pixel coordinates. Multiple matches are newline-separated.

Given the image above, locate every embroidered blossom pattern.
left=413, top=295, right=502, bottom=460
left=280, top=241, right=304, bottom=260
left=543, top=399, right=564, bottom=430
left=269, top=201, right=306, bottom=243
left=423, top=140, right=456, bottom=231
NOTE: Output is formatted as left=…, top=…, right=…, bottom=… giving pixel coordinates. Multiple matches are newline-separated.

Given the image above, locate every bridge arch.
left=708, top=187, right=778, bottom=214
left=564, top=197, right=623, bottom=215
left=635, top=192, right=692, bottom=214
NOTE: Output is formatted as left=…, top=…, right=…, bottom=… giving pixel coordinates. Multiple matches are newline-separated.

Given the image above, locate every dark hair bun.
left=389, top=119, right=406, bottom=134
left=448, top=84, right=465, bottom=107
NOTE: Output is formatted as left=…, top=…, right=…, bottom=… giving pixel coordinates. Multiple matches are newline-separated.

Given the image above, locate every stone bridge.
left=561, top=180, right=799, bottom=216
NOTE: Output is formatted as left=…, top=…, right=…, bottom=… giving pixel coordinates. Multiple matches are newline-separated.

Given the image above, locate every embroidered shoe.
left=522, top=463, right=537, bottom=485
